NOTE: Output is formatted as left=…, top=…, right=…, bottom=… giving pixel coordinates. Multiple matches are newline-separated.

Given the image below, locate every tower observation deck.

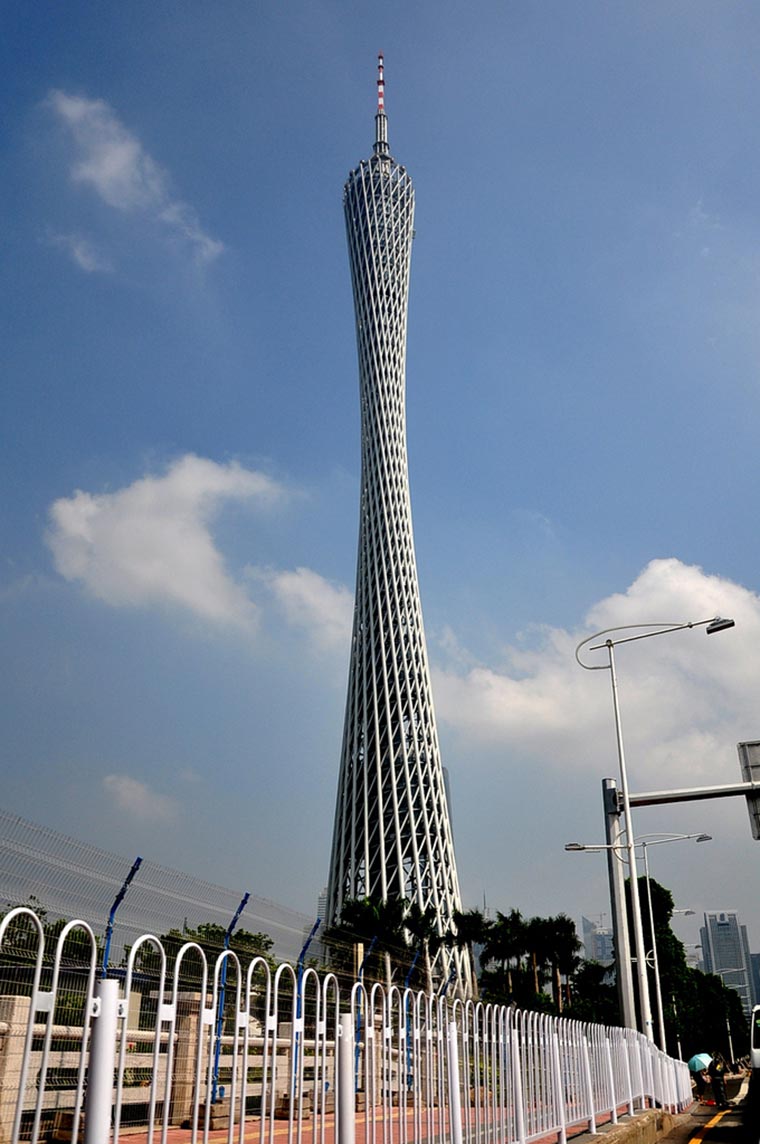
left=326, top=57, right=470, bottom=992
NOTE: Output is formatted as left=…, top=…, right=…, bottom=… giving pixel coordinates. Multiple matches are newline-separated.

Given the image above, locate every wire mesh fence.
left=0, top=809, right=315, bottom=968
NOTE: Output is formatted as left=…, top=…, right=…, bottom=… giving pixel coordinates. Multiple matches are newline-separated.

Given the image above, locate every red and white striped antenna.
left=374, top=52, right=389, bottom=155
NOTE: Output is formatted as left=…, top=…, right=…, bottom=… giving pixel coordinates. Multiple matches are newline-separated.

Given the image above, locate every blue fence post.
left=212, top=892, right=249, bottom=1104
left=293, top=917, right=321, bottom=1096
left=101, top=856, right=142, bottom=979
left=355, top=937, right=377, bottom=1092
left=404, top=950, right=420, bottom=1089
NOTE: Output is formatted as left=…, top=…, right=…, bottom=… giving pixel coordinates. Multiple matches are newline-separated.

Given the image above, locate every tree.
left=448, top=908, right=491, bottom=997
left=323, top=895, right=412, bottom=989
left=523, top=916, right=552, bottom=996
left=545, top=914, right=582, bottom=1012
left=0, top=899, right=98, bottom=1023
left=131, top=922, right=275, bottom=991
left=481, top=909, right=526, bottom=1000
left=627, top=874, right=749, bottom=1057
left=404, top=901, right=442, bottom=995
left=567, top=960, right=618, bottom=1025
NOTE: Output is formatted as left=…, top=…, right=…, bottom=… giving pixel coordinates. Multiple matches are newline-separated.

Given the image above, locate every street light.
left=565, top=831, right=711, bottom=1048
left=575, top=617, right=734, bottom=1040
left=640, top=834, right=711, bottom=1050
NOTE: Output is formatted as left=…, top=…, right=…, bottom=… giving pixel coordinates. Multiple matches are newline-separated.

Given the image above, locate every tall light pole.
left=603, top=778, right=635, bottom=1028
left=575, top=613, right=734, bottom=1041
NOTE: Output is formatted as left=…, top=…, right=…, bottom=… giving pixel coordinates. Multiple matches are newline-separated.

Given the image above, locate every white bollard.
left=446, top=1021, right=463, bottom=1144
left=338, top=1013, right=355, bottom=1144
left=84, top=979, right=119, bottom=1144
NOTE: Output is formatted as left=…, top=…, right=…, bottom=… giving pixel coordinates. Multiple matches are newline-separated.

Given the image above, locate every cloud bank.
left=47, top=455, right=281, bottom=628
left=265, top=566, right=353, bottom=651
left=47, top=90, right=223, bottom=264
left=103, top=774, right=177, bottom=822
left=46, top=230, right=113, bottom=273
left=434, top=557, right=757, bottom=789
left=46, top=454, right=758, bottom=800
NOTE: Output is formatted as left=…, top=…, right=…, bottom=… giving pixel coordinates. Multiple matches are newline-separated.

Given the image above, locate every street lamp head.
left=696, top=834, right=712, bottom=843
left=706, top=616, right=735, bottom=634
left=564, top=842, right=585, bottom=851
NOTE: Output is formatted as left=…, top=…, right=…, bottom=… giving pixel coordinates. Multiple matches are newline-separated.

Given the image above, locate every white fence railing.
left=0, top=908, right=693, bottom=1144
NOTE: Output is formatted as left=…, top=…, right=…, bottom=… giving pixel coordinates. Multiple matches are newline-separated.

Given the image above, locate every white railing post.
left=447, top=1021, right=463, bottom=1144
left=550, top=1031, right=567, bottom=1144
left=604, top=1039, right=617, bottom=1124
left=338, top=1013, right=355, bottom=1144
left=622, top=1038, right=634, bottom=1115
left=84, top=978, right=120, bottom=1144
left=511, top=1027, right=526, bottom=1144
left=581, top=1035, right=597, bottom=1135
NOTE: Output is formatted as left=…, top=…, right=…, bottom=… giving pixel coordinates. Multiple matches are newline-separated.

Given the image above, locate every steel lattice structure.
left=327, top=57, right=470, bottom=992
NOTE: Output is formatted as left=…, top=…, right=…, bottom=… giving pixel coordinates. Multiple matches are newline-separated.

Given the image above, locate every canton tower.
left=326, top=57, right=470, bottom=991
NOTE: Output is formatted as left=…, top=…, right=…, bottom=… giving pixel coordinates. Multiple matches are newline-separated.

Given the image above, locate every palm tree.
left=482, top=909, right=525, bottom=997
left=334, top=895, right=412, bottom=989
left=524, top=916, right=552, bottom=997
left=449, top=908, right=491, bottom=998
left=544, top=914, right=582, bottom=1012
left=404, top=901, right=441, bottom=994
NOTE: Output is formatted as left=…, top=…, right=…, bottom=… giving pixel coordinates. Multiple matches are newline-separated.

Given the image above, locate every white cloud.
left=266, top=566, right=353, bottom=651
left=47, top=90, right=223, bottom=264
left=47, top=230, right=112, bottom=273
left=103, top=774, right=177, bottom=822
left=434, top=558, right=757, bottom=790
left=46, top=454, right=283, bottom=628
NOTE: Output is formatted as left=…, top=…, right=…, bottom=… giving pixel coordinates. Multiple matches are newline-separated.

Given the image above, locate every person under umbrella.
left=687, top=1053, right=712, bottom=1101
left=708, top=1051, right=729, bottom=1109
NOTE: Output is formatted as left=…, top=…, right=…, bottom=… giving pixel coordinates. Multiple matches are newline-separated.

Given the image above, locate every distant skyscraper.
left=326, top=57, right=469, bottom=990
left=700, top=910, right=755, bottom=1018
left=582, top=916, right=614, bottom=966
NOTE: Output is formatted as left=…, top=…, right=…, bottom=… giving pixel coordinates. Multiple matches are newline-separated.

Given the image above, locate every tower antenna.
left=374, top=52, right=389, bottom=156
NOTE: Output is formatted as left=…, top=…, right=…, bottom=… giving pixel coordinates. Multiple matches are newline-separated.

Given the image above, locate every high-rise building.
left=700, top=910, right=755, bottom=1018
left=582, top=916, right=614, bottom=966
left=326, top=57, right=469, bottom=991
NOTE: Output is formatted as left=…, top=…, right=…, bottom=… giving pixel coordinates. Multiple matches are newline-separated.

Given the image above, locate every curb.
left=571, top=1107, right=694, bottom=1144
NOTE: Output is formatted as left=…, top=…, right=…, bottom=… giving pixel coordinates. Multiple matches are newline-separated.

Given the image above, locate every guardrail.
left=0, top=907, right=692, bottom=1144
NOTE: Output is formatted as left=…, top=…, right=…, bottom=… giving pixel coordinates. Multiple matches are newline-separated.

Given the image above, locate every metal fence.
left=0, top=908, right=692, bottom=1144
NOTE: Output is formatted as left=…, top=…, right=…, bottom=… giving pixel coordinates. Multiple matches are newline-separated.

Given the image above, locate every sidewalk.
left=117, top=1101, right=690, bottom=1144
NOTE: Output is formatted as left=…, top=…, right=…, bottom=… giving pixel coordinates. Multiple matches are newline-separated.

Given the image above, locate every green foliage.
left=322, top=896, right=417, bottom=988
left=131, top=921, right=275, bottom=987
left=0, top=898, right=99, bottom=1020
left=566, top=961, right=619, bottom=1024
left=478, top=909, right=581, bottom=1011
left=626, top=873, right=750, bottom=1056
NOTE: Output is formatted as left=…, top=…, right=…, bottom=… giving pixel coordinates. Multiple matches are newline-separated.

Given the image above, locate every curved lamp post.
left=640, top=834, right=709, bottom=1050
left=566, top=832, right=710, bottom=1049
left=575, top=616, right=734, bottom=1040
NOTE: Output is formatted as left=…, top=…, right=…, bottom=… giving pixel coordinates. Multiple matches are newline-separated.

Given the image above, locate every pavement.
left=115, top=1076, right=758, bottom=1144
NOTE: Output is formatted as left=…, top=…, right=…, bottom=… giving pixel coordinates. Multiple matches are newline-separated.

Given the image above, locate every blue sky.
left=3, top=1, right=760, bottom=959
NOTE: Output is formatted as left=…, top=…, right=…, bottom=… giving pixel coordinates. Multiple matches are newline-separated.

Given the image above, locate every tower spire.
left=374, top=52, right=389, bottom=156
